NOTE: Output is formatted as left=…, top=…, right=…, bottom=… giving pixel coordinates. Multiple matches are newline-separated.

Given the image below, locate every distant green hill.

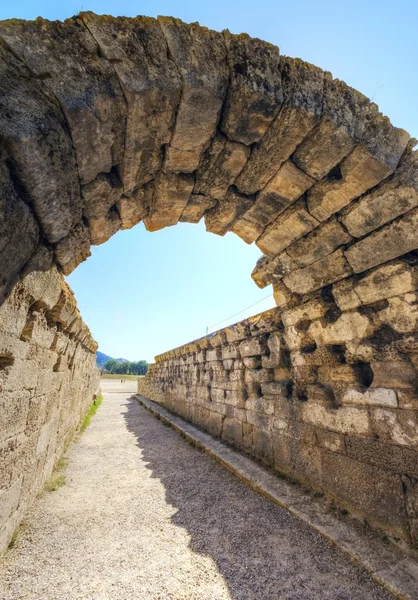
left=96, top=351, right=128, bottom=368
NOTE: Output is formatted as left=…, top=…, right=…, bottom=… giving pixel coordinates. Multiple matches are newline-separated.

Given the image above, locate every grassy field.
left=100, top=373, right=145, bottom=380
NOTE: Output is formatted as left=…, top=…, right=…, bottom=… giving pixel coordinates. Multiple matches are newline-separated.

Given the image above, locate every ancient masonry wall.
left=139, top=256, right=418, bottom=547
left=0, top=269, right=100, bottom=553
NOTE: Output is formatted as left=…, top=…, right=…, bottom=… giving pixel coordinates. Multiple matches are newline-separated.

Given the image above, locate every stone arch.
left=1, top=13, right=418, bottom=553
left=0, top=12, right=417, bottom=308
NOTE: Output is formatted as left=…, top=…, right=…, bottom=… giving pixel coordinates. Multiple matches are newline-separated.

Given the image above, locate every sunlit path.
left=0, top=380, right=393, bottom=600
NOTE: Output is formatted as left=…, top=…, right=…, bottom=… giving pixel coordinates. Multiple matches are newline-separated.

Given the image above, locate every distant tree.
left=113, top=361, right=129, bottom=375
left=130, top=360, right=148, bottom=375
left=102, top=358, right=148, bottom=375
left=103, top=359, right=119, bottom=373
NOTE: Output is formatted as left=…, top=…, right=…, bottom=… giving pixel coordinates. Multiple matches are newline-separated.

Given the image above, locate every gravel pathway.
left=0, top=380, right=394, bottom=600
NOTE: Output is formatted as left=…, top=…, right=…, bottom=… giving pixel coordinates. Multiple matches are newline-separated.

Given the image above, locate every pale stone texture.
left=81, top=12, right=181, bottom=192
left=0, top=270, right=99, bottom=553
left=158, top=18, right=228, bottom=173
left=139, top=297, right=418, bottom=546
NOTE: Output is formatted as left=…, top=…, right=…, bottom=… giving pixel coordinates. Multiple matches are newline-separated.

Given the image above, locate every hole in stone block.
left=352, top=362, right=374, bottom=389
left=0, top=353, right=14, bottom=370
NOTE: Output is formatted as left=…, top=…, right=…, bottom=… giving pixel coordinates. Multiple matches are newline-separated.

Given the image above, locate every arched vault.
left=0, top=13, right=417, bottom=308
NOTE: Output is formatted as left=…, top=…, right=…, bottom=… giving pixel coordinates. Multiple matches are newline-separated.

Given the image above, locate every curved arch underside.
left=0, top=12, right=417, bottom=310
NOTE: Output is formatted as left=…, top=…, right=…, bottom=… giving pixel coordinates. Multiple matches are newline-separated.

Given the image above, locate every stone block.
left=345, top=208, right=418, bottom=274
left=221, top=32, right=282, bottom=145
left=308, top=312, right=370, bottom=346
left=372, top=408, right=418, bottom=449
left=237, top=57, right=324, bottom=194
left=221, top=417, right=243, bottom=446
left=307, top=127, right=409, bottom=223
left=300, top=402, right=370, bottom=435
left=204, top=188, right=253, bottom=236
left=283, top=249, right=353, bottom=295
left=286, top=217, right=352, bottom=268
left=320, top=450, right=408, bottom=535
left=0, top=44, right=81, bottom=245
left=293, top=74, right=362, bottom=179
left=144, top=172, right=194, bottom=231
left=333, top=260, right=418, bottom=311
left=252, top=427, right=273, bottom=465
left=251, top=253, right=297, bottom=288
left=195, top=135, right=250, bottom=200
left=316, top=429, right=345, bottom=453
left=371, top=361, right=417, bottom=390
left=342, top=387, right=398, bottom=408
left=257, top=198, right=320, bottom=258
left=158, top=18, right=228, bottom=172
left=239, top=337, right=267, bottom=357
left=341, top=152, right=418, bottom=238
left=345, top=436, right=418, bottom=477
left=117, top=183, right=153, bottom=230
left=180, top=194, right=216, bottom=224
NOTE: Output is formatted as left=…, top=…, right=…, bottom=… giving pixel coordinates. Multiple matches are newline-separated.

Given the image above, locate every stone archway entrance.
left=0, top=13, right=417, bottom=553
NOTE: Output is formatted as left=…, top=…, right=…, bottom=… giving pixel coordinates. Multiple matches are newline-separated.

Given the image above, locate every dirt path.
left=0, top=380, right=393, bottom=600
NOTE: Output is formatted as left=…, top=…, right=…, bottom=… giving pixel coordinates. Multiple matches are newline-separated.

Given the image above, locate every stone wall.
left=139, top=256, right=418, bottom=547
left=0, top=269, right=99, bottom=553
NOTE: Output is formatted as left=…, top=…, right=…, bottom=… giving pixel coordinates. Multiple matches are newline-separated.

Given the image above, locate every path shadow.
left=123, top=397, right=391, bottom=600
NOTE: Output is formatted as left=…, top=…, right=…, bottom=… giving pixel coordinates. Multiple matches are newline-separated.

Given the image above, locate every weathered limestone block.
left=233, top=160, right=315, bottom=244
left=341, top=152, right=418, bottom=238
left=315, top=429, right=344, bottom=453
left=342, top=388, right=398, bottom=408
left=180, top=195, right=217, bottom=224
left=344, top=208, right=418, bottom=274
left=320, top=451, right=408, bottom=535
left=251, top=254, right=297, bottom=288
left=88, top=207, right=121, bottom=246
left=117, top=183, right=154, bottom=230
left=239, top=337, right=267, bottom=357
left=370, top=361, right=417, bottom=390
left=283, top=249, right=353, bottom=295
left=21, top=268, right=62, bottom=311
left=257, top=198, right=320, bottom=258
left=0, top=17, right=126, bottom=186
left=307, top=121, right=410, bottom=222
left=82, top=172, right=122, bottom=221
left=0, top=45, right=81, bottom=244
left=158, top=18, right=228, bottom=172
left=245, top=368, right=272, bottom=384
left=333, top=260, right=418, bottom=311
left=374, top=293, right=418, bottom=334
left=272, top=281, right=293, bottom=307
left=286, top=217, right=352, bottom=268
left=292, top=75, right=367, bottom=179
left=345, top=436, right=418, bottom=477
left=237, top=57, right=324, bottom=194
left=144, top=172, right=194, bottom=231
left=0, top=154, right=39, bottom=304
left=55, top=223, right=91, bottom=275
left=308, top=311, right=370, bottom=346
left=221, top=33, right=282, bottom=145
left=81, top=12, right=181, bottom=192
left=230, top=216, right=265, bottom=244
left=301, top=403, right=370, bottom=435
left=194, top=133, right=250, bottom=200
left=222, top=417, right=243, bottom=446
left=204, top=188, right=253, bottom=236
left=372, top=408, right=418, bottom=449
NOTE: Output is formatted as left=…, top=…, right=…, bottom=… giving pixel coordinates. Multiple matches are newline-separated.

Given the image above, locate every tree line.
left=103, top=359, right=148, bottom=375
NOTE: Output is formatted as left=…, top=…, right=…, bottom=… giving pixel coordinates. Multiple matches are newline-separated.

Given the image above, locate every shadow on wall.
left=122, top=397, right=391, bottom=600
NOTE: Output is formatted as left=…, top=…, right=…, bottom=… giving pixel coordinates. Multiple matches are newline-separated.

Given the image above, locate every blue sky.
left=2, top=1, right=417, bottom=362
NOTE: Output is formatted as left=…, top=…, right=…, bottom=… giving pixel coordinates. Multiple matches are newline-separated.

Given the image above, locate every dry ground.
left=0, top=379, right=394, bottom=599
